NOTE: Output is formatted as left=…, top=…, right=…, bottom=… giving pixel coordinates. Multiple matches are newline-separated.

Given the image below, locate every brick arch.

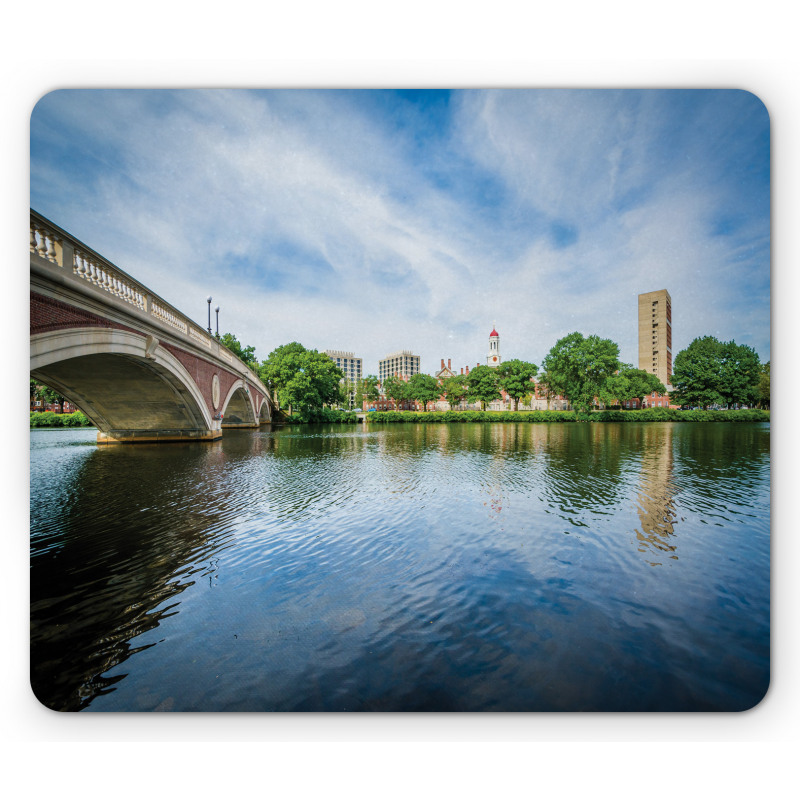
left=30, top=327, right=215, bottom=440
left=220, top=380, right=257, bottom=426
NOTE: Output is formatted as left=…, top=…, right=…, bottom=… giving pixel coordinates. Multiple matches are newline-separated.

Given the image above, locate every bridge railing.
left=30, top=210, right=268, bottom=395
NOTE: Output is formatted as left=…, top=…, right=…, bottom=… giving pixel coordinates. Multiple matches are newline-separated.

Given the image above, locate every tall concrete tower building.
left=638, top=289, right=673, bottom=388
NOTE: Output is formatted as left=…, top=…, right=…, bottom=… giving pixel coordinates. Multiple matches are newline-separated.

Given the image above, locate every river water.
left=30, top=421, right=770, bottom=712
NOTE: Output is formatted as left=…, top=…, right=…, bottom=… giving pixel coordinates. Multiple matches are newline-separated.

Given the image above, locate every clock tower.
left=487, top=325, right=501, bottom=367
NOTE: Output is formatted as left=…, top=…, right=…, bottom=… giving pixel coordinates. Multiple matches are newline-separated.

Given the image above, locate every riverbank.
left=30, top=410, right=92, bottom=428
left=31, top=407, right=770, bottom=430
left=287, top=408, right=770, bottom=424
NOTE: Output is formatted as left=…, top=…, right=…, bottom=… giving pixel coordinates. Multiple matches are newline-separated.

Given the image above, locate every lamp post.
left=215, top=306, right=220, bottom=338
left=206, top=296, right=212, bottom=335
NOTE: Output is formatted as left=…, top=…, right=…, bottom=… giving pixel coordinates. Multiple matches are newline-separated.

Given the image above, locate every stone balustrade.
left=30, top=210, right=260, bottom=384
left=32, top=211, right=207, bottom=341
left=72, top=247, right=149, bottom=313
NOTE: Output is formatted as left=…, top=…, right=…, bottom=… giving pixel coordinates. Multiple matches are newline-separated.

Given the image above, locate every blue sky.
left=30, top=88, right=770, bottom=374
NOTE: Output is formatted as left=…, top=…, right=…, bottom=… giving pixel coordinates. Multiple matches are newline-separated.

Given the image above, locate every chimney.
left=448, top=359, right=451, bottom=370
left=441, top=358, right=445, bottom=369
left=466, top=366, right=470, bottom=375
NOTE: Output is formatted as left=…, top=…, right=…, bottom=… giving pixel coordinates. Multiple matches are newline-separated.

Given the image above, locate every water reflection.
left=30, top=437, right=242, bottom=710
left=30, top=422, right=770, bottom=712
left=633, top=424, right=679, bottom=563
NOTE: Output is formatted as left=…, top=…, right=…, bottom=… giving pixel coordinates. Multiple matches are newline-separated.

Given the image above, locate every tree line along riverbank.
left=30, top=407, right=770, bottom=429
left=287, top=408, right=770, bottom=424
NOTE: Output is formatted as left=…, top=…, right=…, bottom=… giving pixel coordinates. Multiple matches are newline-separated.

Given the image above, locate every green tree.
left=338, top=378, right=356, bottom=409
left=466, top=365, right=501, bottom=411
left=757, top=361, right=770, bottom=409
left=383, top=375, right=408, bottom=410
left=30, top=379, right=66, bottom=412
left=669, top=336, right=724, bottom=409
left=541, top=332, right=621, bottom=412
left=599, top=367, right=666, bottom=408
left=535, top=370, right=559, bottom=410
left=259, top=342, right=343, bottom=414
left=406, top=373, right=441, bottom=411
left=219, top=332, right=257, bottom=370
left=353, top=379, right=364, bottom=411
left=717, top=340, right=761, bottom=408
left=362, top=375, right=381, bottom=408
left=441, top=374, right=468, bottom=410
left=670, top=336, right=760, bottom=409
left=497, top=359, right=538, bottom=411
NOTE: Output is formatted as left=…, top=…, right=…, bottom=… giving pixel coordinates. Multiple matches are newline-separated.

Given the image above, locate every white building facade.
left=379, top=350, right=420, bottom=383
left=487, top=326, right=501, bottom=368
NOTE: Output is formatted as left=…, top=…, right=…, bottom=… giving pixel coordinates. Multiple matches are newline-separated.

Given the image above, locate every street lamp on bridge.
left=206, top=296, right=212, bottom=335
left=215, top=306, right=220, bottom=338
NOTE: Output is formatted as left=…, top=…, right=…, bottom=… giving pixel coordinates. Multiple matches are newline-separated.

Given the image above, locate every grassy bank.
left=289, top=408, right=769, bottom=424
left=30, top=411, right=92, bottom=428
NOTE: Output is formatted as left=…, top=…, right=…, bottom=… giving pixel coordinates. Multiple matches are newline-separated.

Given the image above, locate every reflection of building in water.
left=634, top=425, right=679, bottom=563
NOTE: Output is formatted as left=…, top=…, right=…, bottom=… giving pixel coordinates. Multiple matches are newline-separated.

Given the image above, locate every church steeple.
left=487, top=324, right=501, bottom=367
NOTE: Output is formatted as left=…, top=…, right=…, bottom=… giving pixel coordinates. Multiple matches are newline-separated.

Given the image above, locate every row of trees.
left=223, top=330, right=768, bottom=416
left=28, top=326, right=768, bottom=424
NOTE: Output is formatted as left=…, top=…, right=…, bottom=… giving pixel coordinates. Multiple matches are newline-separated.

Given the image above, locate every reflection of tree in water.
left=538, top=424, right=635, bottom=523
left=631, top=422, right=771, bottom=565
left=672, top=423, right=770, bottom=494
left=30, top=439, right=237, bottom=711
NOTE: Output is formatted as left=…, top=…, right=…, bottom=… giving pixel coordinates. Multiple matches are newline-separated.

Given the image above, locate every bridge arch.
left=256, top=396, right=272, bottom=423
left=220, top=380, right=257, bottom=427
left=31, top=327, right=218, bottom=442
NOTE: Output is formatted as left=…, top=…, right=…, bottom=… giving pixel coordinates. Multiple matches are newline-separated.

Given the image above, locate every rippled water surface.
left=30, top=422, right=770, bottom=711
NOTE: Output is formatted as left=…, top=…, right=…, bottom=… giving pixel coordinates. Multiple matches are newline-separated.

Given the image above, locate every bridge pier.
left=97, top=427, right=223, bottom=444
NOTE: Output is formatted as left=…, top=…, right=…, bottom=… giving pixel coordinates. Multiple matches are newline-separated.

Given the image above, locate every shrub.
left=357, top=408, right=768, bottom=424
left=286, top=408, right=358, bottom=424
left=30, top=411, right=92, bottom=428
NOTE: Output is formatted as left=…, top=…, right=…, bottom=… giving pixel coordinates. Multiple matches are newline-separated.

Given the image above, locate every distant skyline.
left=30, top=89, right=770, bottom=375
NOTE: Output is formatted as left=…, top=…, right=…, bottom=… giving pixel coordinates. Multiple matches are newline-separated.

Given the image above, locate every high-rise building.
left=638, top=290, right=673, bottom=388
left=379, top=350, right=420, bottom=384
left=325, top=350, right=363, bottom=384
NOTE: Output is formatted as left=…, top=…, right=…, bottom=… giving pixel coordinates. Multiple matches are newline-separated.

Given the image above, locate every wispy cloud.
left=30, top=88, right=770, bottom=373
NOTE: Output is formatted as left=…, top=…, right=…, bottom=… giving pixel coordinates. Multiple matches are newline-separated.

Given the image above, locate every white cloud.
left=30, top=89, right=770, bottom=376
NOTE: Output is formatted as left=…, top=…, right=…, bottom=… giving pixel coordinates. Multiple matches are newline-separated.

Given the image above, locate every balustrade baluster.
left=30, top=226, right=38, bottom=253
left=36, top=232, right=48, bottom=259
left=46, top=236, right=58, bottom=264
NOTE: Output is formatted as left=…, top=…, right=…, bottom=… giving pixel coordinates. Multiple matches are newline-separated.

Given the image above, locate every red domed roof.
left=490, top=328, right=499, bottom=337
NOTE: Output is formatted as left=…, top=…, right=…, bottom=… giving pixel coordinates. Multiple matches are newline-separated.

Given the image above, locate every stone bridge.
left=30, top=210, right=275, bottom=443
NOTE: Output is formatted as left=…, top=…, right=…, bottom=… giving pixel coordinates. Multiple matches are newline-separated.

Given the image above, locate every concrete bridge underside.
left=31, top=328, right=271, bottom=443
left=33, top=352, right=218, bottom=443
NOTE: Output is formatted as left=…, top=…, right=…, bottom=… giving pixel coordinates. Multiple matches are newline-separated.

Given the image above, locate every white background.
left=4, top=1, right=796, bottom=795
